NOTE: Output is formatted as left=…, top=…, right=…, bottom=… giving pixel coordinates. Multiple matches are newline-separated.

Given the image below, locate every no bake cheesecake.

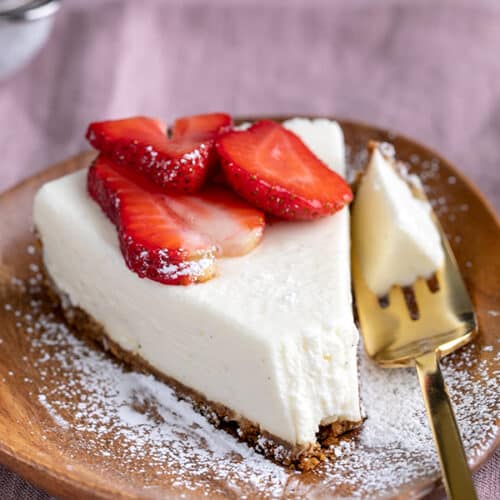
left=34, top=116, right=361, bottom=469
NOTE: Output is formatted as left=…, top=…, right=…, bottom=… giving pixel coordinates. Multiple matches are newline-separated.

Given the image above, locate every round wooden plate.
left=0, top=118, right=498, bottom=499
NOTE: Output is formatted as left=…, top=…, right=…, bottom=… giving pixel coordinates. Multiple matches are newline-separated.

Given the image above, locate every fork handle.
left=415, top=351, right=477, bottom=500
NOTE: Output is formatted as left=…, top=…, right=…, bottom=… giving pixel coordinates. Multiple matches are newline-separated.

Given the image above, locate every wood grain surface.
left=0, top=118, right=498, bottom=499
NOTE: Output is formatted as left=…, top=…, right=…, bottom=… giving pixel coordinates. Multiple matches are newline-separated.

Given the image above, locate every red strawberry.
left=86, top=116, right=213, bottom=194
left=172, top=112, right=232, bottom=140
left=216, top=120, right=353, bottom=220
left=87, top=156, right=265, bottom=285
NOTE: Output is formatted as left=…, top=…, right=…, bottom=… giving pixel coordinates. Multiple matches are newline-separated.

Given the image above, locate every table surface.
left=0, top=1, right=498, bottom=498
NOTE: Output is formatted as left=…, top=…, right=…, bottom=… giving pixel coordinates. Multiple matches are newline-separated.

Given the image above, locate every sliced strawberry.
left=172, top=112, right=232, bottom=140
left=166, top=186, right=265, bottom=257
left=87, top=156, right=265, bottom=284
left=216, top=120, right=353, bottom=220
left=86, top=116, right=212, bottom=194
left=88, top=156, right=217, bottom=285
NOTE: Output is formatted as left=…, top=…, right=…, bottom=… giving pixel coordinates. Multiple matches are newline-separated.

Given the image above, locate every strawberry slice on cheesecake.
left=88, top=155, right=264, bottom=284
left=217, top=120, right=353, bottom=220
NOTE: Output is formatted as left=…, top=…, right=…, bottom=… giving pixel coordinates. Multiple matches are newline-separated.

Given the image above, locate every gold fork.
left=352, top=195, right=478, bottom=499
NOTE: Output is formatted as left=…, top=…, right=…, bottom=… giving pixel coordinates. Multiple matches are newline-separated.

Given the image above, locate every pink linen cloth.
left=0, top=1, right=498, bottom=498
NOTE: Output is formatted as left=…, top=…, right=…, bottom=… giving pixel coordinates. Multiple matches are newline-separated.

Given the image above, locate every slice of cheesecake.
left=33, top=118, right=361, bottom=469
left=352, top=142, right=445, bottom=296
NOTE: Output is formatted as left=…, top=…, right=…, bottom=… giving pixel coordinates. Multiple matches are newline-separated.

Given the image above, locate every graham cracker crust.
left=42, top=267, right=361, bottom=471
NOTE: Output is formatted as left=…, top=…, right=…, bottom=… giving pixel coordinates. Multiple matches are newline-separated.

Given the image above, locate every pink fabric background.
left=0, top=0, right=498, bottom=498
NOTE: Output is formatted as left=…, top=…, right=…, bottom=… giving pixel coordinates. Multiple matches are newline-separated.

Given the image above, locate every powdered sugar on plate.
left=2, top=258, right=498, bottom=498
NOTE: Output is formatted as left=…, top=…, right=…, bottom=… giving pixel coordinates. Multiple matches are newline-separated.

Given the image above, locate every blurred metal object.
left=0, top=0, right=61, bottom=80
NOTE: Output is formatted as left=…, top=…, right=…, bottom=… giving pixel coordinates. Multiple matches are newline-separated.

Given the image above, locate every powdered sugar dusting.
left=6, top=273, right=290, bottom=497
left=1, top=256, right=498, bottom=498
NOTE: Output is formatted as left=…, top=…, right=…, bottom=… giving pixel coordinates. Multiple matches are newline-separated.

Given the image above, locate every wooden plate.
left=0, top=118, right=498, bottom=499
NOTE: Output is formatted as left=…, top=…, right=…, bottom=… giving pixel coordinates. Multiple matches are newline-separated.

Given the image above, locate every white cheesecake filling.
left=33, top=119, right=360, bottom=446
left=352, top=146, right=445, bottom=296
